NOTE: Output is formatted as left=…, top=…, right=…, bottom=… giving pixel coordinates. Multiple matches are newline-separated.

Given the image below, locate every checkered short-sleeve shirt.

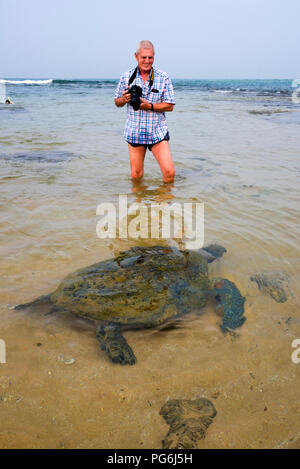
left=115, top=67, right=175, bottom=145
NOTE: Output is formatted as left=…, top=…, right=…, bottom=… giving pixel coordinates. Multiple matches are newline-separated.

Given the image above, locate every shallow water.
left=0, top=79, right=300, bottom=448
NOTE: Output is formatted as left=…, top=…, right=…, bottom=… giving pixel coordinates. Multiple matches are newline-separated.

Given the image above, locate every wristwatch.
left=151, top=103, right=154, bottom=111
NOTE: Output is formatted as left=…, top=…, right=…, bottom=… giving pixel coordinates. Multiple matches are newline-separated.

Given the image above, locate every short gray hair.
left=136, top=40, right=155, bottom=55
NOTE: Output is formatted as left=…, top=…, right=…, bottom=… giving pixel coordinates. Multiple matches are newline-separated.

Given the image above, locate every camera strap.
left=149, top=68, right=154, bottom=89
left=128, top=67, right=154, bottom=89
left=128, top=67, right=137, bottom=86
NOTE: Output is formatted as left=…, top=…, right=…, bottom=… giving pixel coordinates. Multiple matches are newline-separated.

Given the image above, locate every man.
left=114, top=40, right=175, bottom=183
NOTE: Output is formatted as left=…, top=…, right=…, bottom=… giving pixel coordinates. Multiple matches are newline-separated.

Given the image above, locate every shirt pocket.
left=149, top=89, right=162, bottom=104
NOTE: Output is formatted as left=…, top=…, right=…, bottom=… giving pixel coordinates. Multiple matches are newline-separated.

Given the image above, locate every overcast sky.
left=1, top=0, right=299, bottom=79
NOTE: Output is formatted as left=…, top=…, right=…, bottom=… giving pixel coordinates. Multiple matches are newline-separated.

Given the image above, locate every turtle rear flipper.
left=96, top=323, right=136, bottom=365
left=14, top=294, right=52, bottom=310
left=212, top=278, right=246, bottom=332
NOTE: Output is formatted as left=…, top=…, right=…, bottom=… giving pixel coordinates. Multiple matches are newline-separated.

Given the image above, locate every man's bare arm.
left=115, top=93, right=174, bottom=111
left=154, top=102, right=174, bottom=112
left=140, top=99, right=174, bottom=112
left=114, top=89, right=130, bottom=107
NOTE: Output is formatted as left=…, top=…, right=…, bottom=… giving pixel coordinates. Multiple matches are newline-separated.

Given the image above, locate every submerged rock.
left=0, top=150, right=76, bottom=163
left=159, top=398, right=217, bottom=449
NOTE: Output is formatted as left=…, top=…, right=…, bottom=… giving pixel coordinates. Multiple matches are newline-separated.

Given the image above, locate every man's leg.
left=151, top=140, right=175, bottom=183
left=128, top=144, right=147, bottom=180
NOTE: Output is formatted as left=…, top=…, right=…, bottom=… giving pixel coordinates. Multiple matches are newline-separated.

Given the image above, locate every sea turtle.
left=15, top=244, right=246, bottom=365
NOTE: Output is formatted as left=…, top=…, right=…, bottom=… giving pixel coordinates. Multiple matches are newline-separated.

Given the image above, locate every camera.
left=128, top=85, right=142, bottom=110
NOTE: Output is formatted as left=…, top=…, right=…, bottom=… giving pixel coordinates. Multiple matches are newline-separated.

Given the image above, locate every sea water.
left=0, top=78, right=299, bottom=448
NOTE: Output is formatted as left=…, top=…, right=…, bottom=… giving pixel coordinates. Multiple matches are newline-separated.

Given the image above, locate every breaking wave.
left=0, top=79, right=53, bottom=85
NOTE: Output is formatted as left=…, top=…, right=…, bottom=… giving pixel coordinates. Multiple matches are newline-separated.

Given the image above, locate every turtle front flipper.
left=96, top=323, right=136, bottom=365
left=212, top=278, right=246, bottom=332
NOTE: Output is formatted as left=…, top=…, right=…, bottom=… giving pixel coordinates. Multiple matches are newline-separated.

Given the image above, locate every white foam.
left=0, top=79, right=53, bottom=85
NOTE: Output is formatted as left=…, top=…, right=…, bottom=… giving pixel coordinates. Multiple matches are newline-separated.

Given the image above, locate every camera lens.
left=129, top=85, right=142, bottom=111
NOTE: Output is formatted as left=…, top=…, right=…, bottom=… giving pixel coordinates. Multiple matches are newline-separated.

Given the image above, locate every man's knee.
left=163, top=167, right=175, bottom=179
left=131, top=169, right=144, bottom=179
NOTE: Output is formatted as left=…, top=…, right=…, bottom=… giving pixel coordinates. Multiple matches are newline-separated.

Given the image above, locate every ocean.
left=0, top=77, right=300, bottom=448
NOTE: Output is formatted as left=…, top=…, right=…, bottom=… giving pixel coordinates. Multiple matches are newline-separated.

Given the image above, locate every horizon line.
left=1, top=76, right=295, bottom=81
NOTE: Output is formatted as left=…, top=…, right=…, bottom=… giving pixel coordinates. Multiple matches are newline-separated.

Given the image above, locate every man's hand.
left=139, top=98, right=151, bottom=111
left=122, top=89, right=131, bottom=104
left=114, top=89, right=131, bottom=107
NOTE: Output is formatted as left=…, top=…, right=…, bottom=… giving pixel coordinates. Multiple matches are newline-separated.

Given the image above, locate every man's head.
left=135, top=40, right=155, bottom=74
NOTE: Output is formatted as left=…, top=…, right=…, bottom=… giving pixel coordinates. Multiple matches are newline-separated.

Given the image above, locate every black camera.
left=128, top=85, right=142, bottom=111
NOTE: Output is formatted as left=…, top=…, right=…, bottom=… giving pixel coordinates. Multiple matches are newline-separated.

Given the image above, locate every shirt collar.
left=137, top=66, right=153, bottom=86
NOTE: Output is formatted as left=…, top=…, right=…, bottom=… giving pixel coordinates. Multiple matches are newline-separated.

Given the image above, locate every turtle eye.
left=136, top=256, right=145, bottom=264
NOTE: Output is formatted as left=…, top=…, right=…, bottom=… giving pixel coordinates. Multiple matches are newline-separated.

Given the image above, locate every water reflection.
left=131, top=179, right=175, bottom=204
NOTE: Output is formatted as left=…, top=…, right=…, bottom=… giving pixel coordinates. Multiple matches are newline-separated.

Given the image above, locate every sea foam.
left=0, top=79, right=53, bottom=85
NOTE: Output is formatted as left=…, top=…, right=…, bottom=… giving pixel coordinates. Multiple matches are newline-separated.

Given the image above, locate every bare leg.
left=151, top=140, right=175, bottom=183
left=128, top=144, right=146, bottom=181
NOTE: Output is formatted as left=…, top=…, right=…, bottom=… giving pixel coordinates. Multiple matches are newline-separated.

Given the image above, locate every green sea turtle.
left=15, top=244, right=246, bottom=365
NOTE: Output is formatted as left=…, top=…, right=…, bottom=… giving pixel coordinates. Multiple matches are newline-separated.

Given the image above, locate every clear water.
left=0, top=78, right=300, bottom=448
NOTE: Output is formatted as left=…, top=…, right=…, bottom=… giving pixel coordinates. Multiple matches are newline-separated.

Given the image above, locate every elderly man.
left=114, top=40, right=175, bottom=183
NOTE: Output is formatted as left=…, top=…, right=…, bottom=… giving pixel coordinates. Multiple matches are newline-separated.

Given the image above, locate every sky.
left=1, top=0, right=299, bottom=79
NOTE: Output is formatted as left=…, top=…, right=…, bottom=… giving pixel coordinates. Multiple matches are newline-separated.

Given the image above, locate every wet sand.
left=1, top=236, right=300, bottom=448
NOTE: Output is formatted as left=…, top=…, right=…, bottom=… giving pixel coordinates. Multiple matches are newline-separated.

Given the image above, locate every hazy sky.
left=1, top=0, right=299, bottom=79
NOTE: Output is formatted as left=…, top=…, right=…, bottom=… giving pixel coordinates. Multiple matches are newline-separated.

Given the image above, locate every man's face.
left=135, top=48, right=154, bottom=74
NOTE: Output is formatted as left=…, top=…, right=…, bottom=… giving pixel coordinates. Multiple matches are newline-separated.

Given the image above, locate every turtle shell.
left=50, top=246, right=210, bottom=327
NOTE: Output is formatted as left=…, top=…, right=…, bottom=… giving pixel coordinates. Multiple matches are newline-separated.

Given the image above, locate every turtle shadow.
left=250, top=271, right=290, bottom=303
left=159, top=397, right=217, bottom=449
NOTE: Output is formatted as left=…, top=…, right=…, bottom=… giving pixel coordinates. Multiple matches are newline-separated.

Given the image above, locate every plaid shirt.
left=115, top=67, right=175, bottom=145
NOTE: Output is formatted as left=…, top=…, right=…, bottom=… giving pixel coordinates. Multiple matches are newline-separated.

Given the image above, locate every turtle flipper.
left=96, top=323, right=136, bottom=365
left=212, top=278, right=246, bottom=332
left=14, top=294, right=52, bottom=310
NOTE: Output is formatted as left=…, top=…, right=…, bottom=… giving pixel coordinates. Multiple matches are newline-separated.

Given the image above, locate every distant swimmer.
left=114, top=40, right=175, bottom=183
left=5, top=97, right=13, bottom=104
